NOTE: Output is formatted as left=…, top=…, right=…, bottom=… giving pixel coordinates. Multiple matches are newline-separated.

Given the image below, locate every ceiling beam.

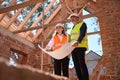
left=0, top=0, right=5, bottom=4
left=17, top=3, right=42, bottom=30
left=13, top=20, right=70, bottom=34
left=13, top=11, right=99, bottom=34
left=0, top=0, right=16, bottom=21
left=32, top=4, right=61, bottom=41
left=6, top=8, right=23, bottom=29
left=24, top=0, right=56, bottom=38
left=0, top=0, right=43, bottom=14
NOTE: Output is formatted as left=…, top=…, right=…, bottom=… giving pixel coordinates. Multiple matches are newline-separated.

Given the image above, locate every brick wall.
left=0, top=26, right=41, bottom=67
left=96, top=0, right=120, bottom=80
left=0, top=0, right=120, bottom=80
left=0, top=57, right=69, bottom=80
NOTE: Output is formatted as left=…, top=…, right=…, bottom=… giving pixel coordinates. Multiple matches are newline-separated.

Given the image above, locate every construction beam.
left=0, top=0, right=5, bottom=4
left=0, top=0, right=43, bottom=14
left=13, top=20, right=70, bottom=34
left=6, top=8, right=23, bottom=29
left=78, top=1, right=90, bottom=15
left=32, top=4, right=61, bottom=41
left=0, top=0, right=16, bottom=21
left=24, top=0, right=56, bottom=38
left=87, top=31, right=100, bottom=35
left=13, top=12, right=98, bottom=34
left=17, top=3, right=42, bottom=30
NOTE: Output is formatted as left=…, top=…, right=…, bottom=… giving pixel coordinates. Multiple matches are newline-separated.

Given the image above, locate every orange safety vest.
left=53, top=35, right=67, bottom=50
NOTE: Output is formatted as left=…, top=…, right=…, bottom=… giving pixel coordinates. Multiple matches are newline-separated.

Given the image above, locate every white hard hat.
left=55, top=23, right=64, bottom=28
left=68, top=13, right=79, bottom=19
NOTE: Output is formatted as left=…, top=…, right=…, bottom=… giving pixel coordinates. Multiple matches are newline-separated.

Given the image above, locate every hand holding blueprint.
left=38, top=42, right=75, bottom=59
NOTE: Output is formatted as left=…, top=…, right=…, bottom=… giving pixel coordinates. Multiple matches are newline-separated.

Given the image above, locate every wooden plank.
left=13, top=11, right=98, bottom=34
left=0, top=0, right=43, bottom=14
left=24, top=0, right=56, bottom=38
left=6, top=8, right=23, bottom=29
left=17, top=3, right=41, bottom=30
left=13, top=20, right=70, bottom=34
left=32, top=4, right=61, bottom=41
left=0, top=0, right=16, bottom=21
left=0, top=0, right=5, bottom=4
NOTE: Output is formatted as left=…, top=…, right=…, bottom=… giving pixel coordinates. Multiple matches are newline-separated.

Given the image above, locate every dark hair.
left=54, top=27, right=66, bottom=36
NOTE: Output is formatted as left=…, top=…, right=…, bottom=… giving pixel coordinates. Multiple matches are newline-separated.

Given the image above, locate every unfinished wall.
left=0, top=0, right=120, bottom=80
left=0, top=26, right=40, bottom=66
left=0, top=57, right=69, bottom=80
left=96, top=0, right=120, bottom=80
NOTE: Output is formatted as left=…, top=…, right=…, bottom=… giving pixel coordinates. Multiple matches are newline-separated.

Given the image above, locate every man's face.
left=70, top=16, right=79, bottom=22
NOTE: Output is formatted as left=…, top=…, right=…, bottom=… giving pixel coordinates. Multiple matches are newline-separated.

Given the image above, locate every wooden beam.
left=78, top=1, right=90, bottom=15
left=0, top=0, right=5, bottom=4
left=6, top=8, right=23, bottom=29
left=0, top=0, right=16, bottom=21
left=87, top=31, right=100, bottom=35
left=13, top=20, right=70, bottom=34
left=81, top=11, right=98, bottom=19
left=24, top=0, right=56, bottom=38
left=17, top=3, right=41, bottom=30
left=32, top=4, right=61, bottom=41
left=13, top=11, right=99, bottom=34
left=65, top=2, right=73, bottom=14
left=0, top=0, right=43, bottom=14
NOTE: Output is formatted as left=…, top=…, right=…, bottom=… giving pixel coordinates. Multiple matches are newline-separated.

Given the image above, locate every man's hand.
left=72, top=41, right=79, bottom=47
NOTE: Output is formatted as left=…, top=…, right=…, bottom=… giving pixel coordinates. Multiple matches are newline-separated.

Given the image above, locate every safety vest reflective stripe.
left=70, top=38, right=87, bottom=42
left=70, top=32, right=80, bottom=35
